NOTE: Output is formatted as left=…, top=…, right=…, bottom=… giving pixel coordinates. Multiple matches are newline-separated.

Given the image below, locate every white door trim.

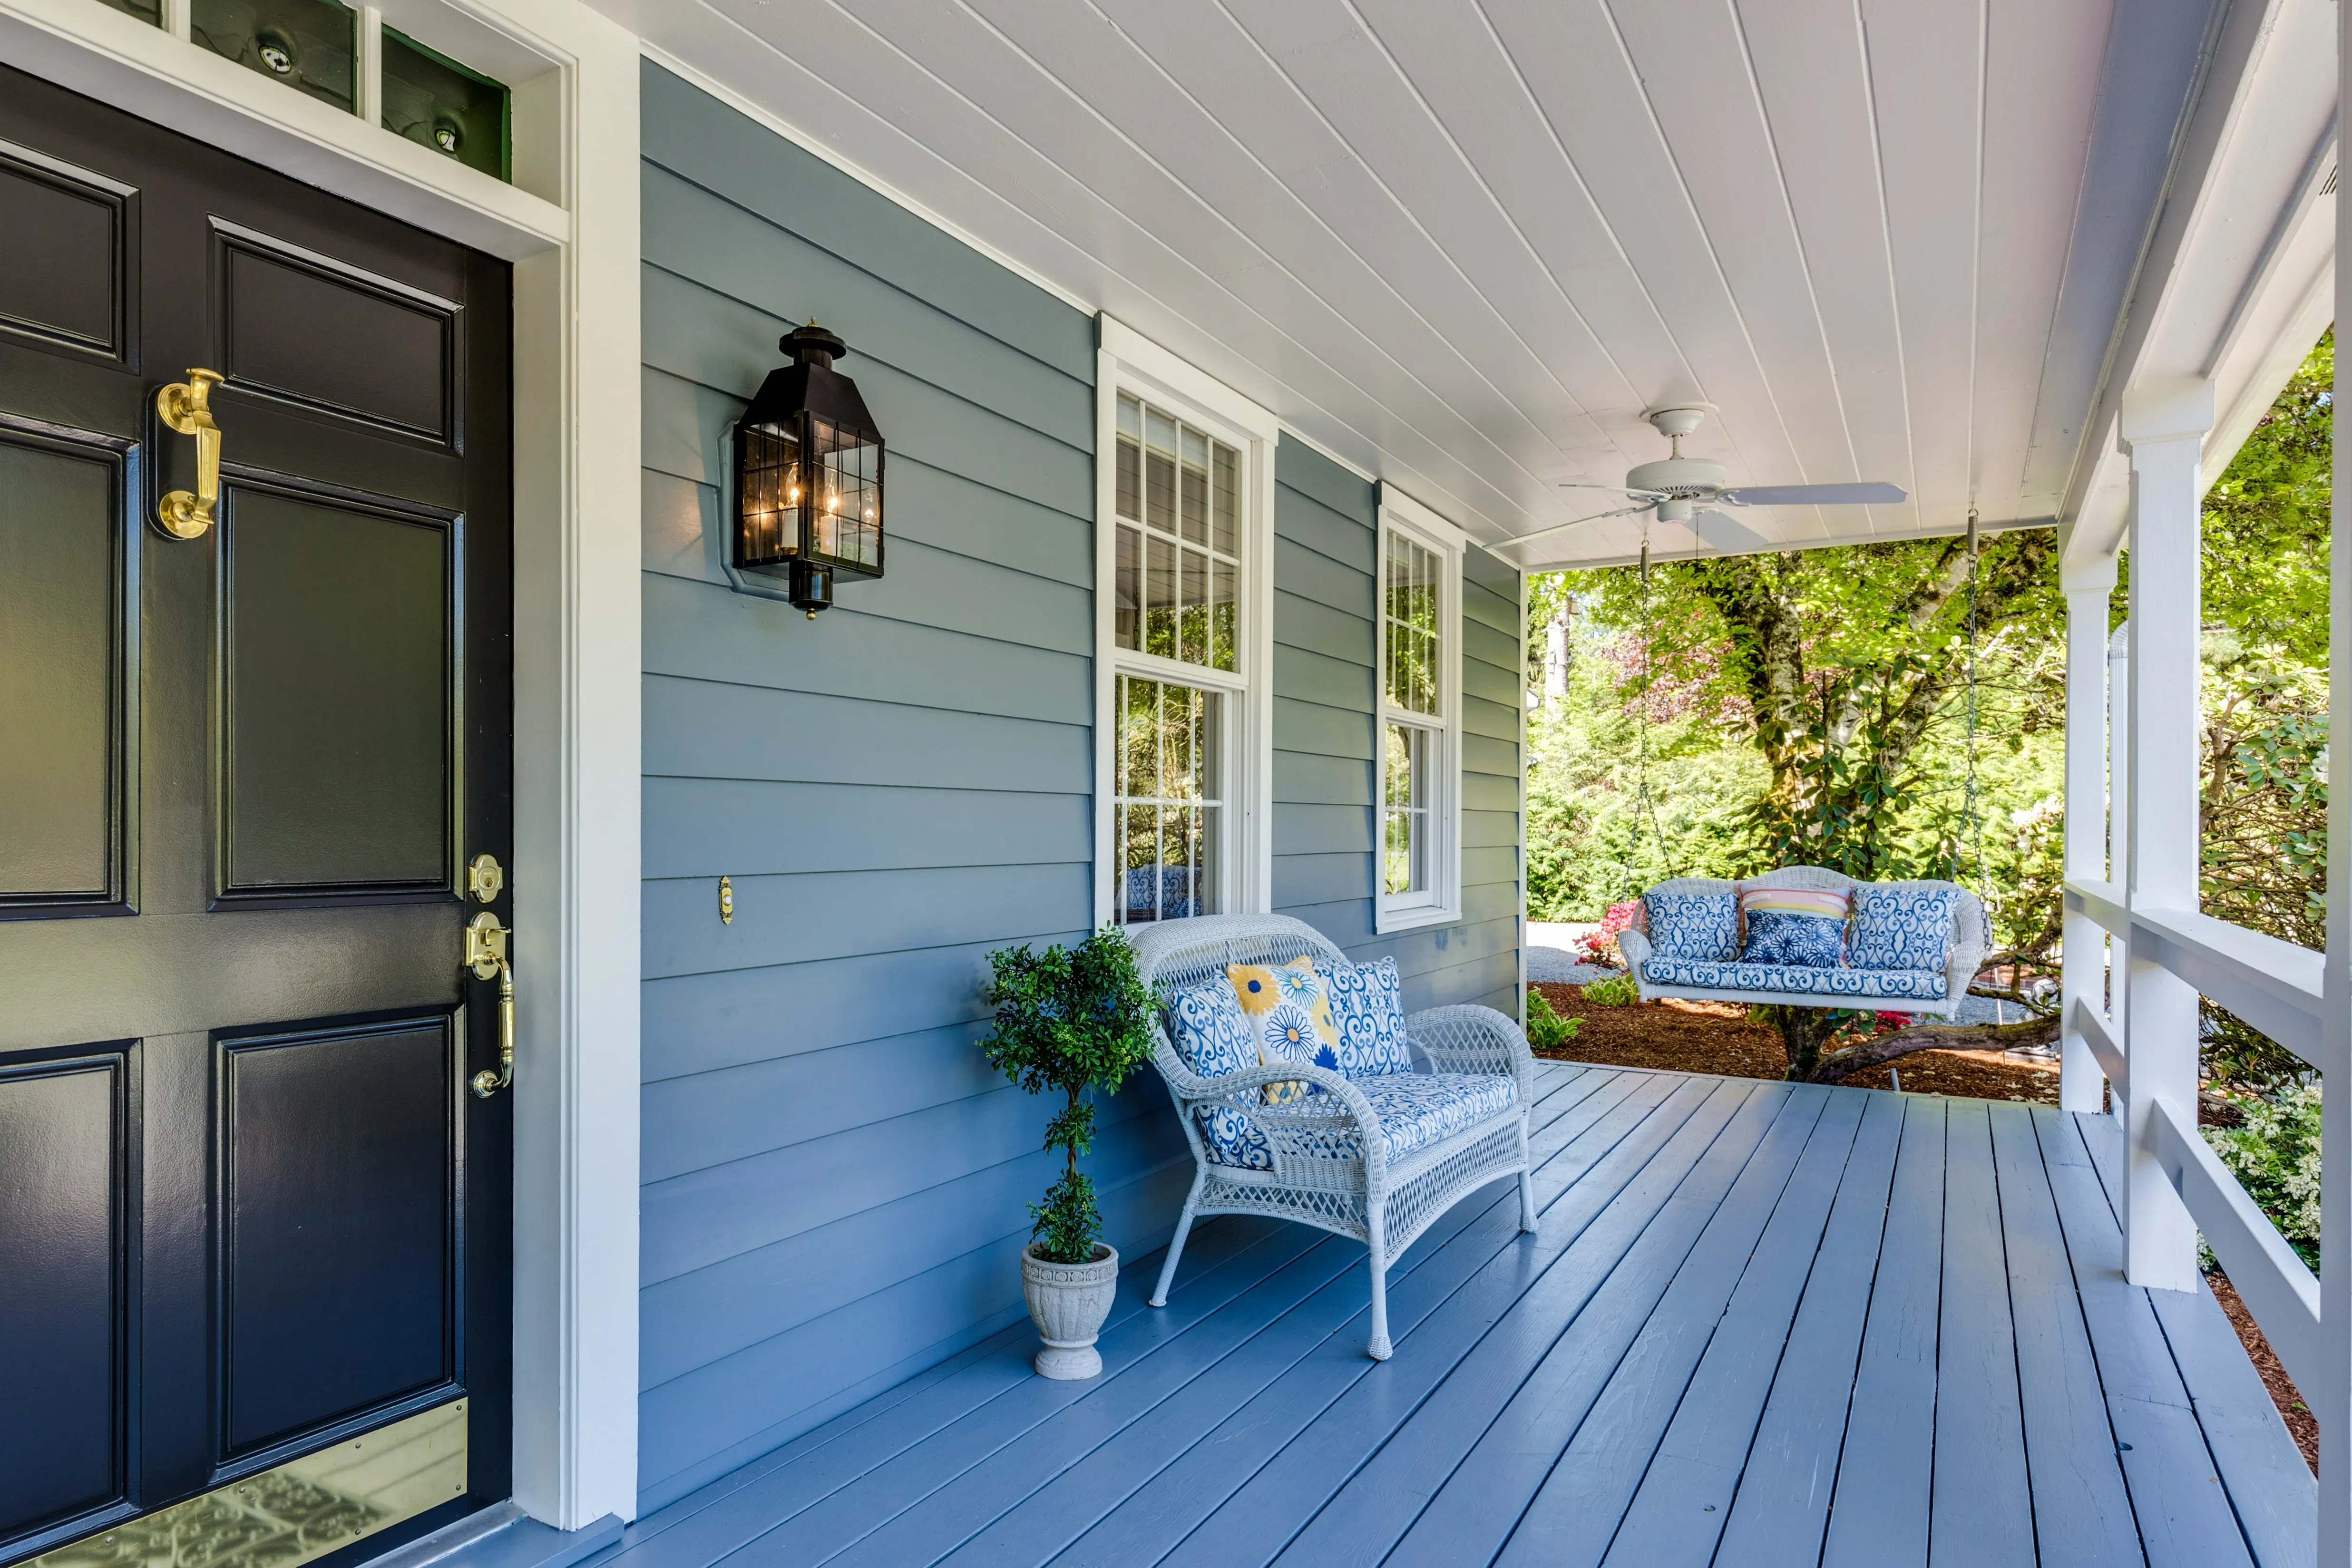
left=0, top=0, right=644, bottom=1529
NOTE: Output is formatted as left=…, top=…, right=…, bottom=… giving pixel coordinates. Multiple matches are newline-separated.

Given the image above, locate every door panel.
left=221, top=483, right=454, bottom=900
left=0, top=1052, right=127, bottom=1544
left=214, top=224, right=455, bottom=445
left=0, top=422, right=133, bottom=908
left=221, top=1017, right=455, bottom=1457
left=0, top=60, right=511, bottom=1568
left=0, top=140, right=136, bottom=364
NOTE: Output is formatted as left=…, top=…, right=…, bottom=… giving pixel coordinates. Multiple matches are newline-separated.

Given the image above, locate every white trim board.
left=0, top=0, right=645, bottom=1530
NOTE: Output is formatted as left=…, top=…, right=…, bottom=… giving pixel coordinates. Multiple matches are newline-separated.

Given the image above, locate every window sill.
left=1375, top=898, right=1463, bottom=935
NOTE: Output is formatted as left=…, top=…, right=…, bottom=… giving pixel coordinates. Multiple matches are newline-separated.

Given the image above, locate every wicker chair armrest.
left=1945, top=901, right=1993, bottom=1007
left=1150, top=1039, right=1396, bottom=1180
left=1407, top=1003, right=1535, bottom=1105
left=1617, top=928, right=1654, bottom=971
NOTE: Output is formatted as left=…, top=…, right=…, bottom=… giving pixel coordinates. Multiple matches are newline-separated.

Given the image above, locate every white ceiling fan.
left=1511, top=404, right=1907, bottom=556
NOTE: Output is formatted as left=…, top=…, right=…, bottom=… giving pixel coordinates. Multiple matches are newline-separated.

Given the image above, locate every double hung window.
left=1376, top=491, right=1464, bottom=930
left=1096, top=321, right=1275, bottom=927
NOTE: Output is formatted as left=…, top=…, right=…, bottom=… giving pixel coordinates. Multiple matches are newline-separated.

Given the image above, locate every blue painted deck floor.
left=599, top=1064, right=2314, bottom=1567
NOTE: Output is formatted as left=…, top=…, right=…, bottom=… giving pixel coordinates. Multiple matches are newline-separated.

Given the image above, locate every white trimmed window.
left=1376, top=489, right=1465, bottom=932
left=1095, top=319, right=1276, bottom=927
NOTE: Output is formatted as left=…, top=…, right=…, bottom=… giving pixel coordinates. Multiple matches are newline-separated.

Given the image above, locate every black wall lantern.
left=734, top=323, right=885, bottom=615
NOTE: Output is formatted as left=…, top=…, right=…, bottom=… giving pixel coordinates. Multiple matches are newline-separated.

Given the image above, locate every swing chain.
left=1960, top=508, right=1991, bottom=906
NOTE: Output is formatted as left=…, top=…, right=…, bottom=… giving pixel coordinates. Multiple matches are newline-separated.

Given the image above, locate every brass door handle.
left=156, top=368, right=224, bottom=538
left=465, top=910, right=516, bottom=1097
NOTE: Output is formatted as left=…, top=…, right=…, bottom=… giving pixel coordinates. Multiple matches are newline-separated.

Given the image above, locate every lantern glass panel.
left=810, top=416, right=882, bottom=573
left=738, top=419, right=801, bottom=569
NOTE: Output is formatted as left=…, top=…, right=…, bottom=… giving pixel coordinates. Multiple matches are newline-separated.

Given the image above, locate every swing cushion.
left=1639, top=956, right=1949, bottom=1002
left=1848, top=887, right=1958, bottom=971
left=1643, top=893, right=1739, bottom=962
left=1737, top=886, right=1851, bottom=968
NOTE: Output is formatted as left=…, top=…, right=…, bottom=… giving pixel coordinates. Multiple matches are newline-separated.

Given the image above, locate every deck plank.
left=1484, top=1084, right=1863, bottom=1568
left=943, top=1069, right=1664, bottom=1566
left=2033, top=1107, right=2256, bottom=1568
left=1989, top=1104, right=2142, bottom=1564
left=1044, top=1071, right=1693, bottom=1568
left=1262, top=1081, right=1806, bottom=1567
left=598, top=1216, right=1308, bottom=1568
left=1158, top=1077, right=1765, bottom=1568
left=823, top=1068, right=1614, bottom=1567
left=1930, top=1100, right=2036, bottom=1566
left=2070, top=1108, right=2316, bottom=1568
left=1821, top=1095, right=1947, bottom=1568
left=1705, top=1089, right=1907, bottom=1568
left=609, top=1070, right=2312, bottom=1568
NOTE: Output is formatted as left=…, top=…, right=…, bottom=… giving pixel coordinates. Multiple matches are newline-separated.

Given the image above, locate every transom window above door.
left=1113, top=393, right=1240, bottom=673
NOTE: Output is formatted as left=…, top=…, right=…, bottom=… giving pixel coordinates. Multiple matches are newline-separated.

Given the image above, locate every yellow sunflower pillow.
left=1225, top=957, right=1343, bottom=1105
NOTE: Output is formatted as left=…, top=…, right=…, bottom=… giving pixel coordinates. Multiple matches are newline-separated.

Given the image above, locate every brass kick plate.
left=28, top=1400, right=467, bottom=1568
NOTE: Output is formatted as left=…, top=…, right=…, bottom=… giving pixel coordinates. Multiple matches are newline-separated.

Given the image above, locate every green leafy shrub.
left=1524, top=988, right=1579, bottom=1051
left=1581, top=974, right=1640, bottom=1007
left=979, top=928, right=1156, bottom=1264
left=2201, top=1082, right=2323, bottom=1272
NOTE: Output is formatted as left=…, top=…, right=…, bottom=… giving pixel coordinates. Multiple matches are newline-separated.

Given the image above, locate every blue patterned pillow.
left=1740, top=909, right=1847, bottom=968
left=1168, top=983, right=1259, bottom=1080
left=1645, top=893, right=1739, bottom=962
left=1324, top=957, right=1414, bottom=1078
left=1850, top=887, right=1957, bottom=972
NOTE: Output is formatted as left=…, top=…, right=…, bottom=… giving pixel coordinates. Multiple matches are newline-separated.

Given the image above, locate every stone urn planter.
left=1022, top=1240, right=1118, bottom=1379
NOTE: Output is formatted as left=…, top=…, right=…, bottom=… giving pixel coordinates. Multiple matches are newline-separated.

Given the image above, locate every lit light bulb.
left=826, top=495, right=839, bottom=512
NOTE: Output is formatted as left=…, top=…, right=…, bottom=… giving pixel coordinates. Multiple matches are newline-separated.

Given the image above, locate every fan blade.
left=1718, top=482, right=1907, bottom=506
left=1694, top=510, right=1771, bottom=555
left=1505, top=501, right=1655, bottom=551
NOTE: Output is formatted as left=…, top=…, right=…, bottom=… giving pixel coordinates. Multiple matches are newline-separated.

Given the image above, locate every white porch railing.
left=2056, top=369, right=2341, bottom=1559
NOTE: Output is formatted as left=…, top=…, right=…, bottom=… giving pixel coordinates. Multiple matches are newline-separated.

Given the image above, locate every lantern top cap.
left=782, top=322, right=849, bottom=369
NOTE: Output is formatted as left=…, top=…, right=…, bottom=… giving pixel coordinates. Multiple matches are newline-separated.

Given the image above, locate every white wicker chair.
left=1616, top=865, right=1991, bottom=1017
left=1128, top=913, right=1537, bottom=1361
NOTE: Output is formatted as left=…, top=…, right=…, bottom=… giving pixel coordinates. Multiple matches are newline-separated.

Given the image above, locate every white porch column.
left=2319, top=8, right=2352, bottom=1548
left=2059, top=541, right=2118, bottom=1112
left=2107, top=621, right=2130, bottom=1110
left=2119, top=376, right=2213, bottom=1293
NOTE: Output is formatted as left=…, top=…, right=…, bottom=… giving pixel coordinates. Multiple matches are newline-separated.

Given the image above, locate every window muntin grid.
left=1114, top=393, right=1239, bottom=672
left=1383, top=721, right=1431, bottom=897
left=1385, top=530, right=1441, bottom=716
left=1381, top=527, right=1446, bottom=904
left=1112, top=673, right=1222, bottom=924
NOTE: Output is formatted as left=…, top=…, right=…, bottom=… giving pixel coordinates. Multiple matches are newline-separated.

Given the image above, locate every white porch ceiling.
left=594, top=0, right=2318, bottom=569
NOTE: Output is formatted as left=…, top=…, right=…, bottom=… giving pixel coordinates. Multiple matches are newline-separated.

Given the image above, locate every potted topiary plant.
left=980, top=926, right=1155, bottom=1380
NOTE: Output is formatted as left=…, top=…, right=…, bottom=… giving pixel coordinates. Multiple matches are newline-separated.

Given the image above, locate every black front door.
left=0, top=64, right=512, bottom=1567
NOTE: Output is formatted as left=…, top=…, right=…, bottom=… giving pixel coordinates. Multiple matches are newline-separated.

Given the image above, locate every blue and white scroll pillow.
left=1848, top=886, right=1957, bottom=972
left=1324, top=956, right=1414, bottom=1078
left=1644, top=892, right=1739, bottom=963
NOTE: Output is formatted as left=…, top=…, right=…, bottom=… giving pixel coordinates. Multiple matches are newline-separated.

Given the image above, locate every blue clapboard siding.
left=634, top=61, right=1193, bottom=1511
left=1270, top=438, right=1524, bottom=1016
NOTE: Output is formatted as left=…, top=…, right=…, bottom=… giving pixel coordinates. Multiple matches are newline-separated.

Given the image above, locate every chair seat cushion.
left=1641, top=956, right=1949, bottom=1001
left=1193, top=1071, right=1517, bottom=1170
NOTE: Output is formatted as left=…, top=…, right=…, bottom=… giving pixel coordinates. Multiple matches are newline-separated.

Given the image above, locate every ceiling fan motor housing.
left=1624, top=454, right=1728, bottom=498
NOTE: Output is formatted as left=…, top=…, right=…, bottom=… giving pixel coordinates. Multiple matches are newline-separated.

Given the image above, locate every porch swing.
left=1611, top=519, right=1993, bottom=1017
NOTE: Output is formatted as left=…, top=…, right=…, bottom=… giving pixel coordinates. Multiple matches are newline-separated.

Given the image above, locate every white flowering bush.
left=2201, top=1082, right=2322, bottom=1272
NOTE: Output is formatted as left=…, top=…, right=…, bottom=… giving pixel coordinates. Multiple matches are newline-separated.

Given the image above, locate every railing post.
left=2119, top=376, right=2212, bottom=1295
left=2059, top=539, right=2118, bottom=1113
left=2107, top=622, right=2129, bottom=1111
left=2319, top=14, right=2350, bottom=1550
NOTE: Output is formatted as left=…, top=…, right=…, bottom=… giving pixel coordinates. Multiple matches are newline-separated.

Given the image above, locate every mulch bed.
left=1529, top=979, right=2316, bottom=1461
left=1528, top=981, right=2061, bottom=1104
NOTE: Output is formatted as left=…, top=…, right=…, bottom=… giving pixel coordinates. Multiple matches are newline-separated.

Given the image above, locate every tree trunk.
left=1803, top=1013, right=2061, bottom=1083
